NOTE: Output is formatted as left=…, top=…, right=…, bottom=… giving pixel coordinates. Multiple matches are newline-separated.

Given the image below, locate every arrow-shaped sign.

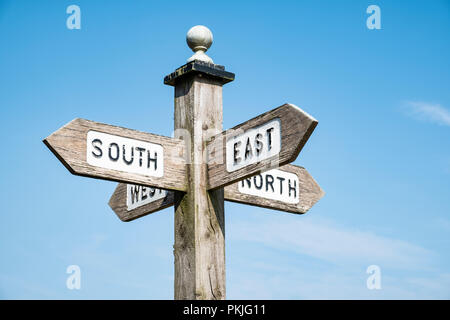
left=109, top=183, right=175, bottom=221
left=43, top=118, right=187, bottom=192
left=206, top=103, right=317, bottom=190
left=109, top=164, right=323, bottom=222
left=224, top=164, right=324, bottom=214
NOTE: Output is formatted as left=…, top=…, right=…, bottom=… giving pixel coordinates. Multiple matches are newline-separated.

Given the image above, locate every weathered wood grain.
left=43, top=118, right=187, bottom=192
left=172, top=74, right=226, bottom=300
left=206, top=103, right=318, bottom=190
left=109, top=164, right=324, bottom=221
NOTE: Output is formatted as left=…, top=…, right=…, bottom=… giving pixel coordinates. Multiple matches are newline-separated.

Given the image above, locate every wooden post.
left=164, top=26, right=234, bottom=300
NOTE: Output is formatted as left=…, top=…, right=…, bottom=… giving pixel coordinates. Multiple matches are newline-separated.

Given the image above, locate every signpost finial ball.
left=186, top=25, right=214, bottom=63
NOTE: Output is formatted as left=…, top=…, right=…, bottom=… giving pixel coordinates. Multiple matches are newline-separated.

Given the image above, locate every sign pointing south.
left=109, top=164, right=324, bottom=222
left=43, top=118, right=187, bottom=192
left=206, top=103, right=318, bottom=190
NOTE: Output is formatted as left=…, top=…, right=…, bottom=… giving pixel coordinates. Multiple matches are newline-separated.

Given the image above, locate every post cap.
left=164, top=26, right=234, bottom=87
left=186, top=25, right=214, bottom=63
left=164, top=60, right=235, bottom=86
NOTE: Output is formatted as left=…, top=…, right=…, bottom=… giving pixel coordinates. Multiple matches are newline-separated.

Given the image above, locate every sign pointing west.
left=109, top=164, right=324, bottom=222
left=43, top=118, right=187, bottom=192
left=206, top=103, right=318, bottom=190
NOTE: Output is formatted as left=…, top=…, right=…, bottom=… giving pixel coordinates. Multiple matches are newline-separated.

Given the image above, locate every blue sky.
left=0, top=0, right=449, bottom=299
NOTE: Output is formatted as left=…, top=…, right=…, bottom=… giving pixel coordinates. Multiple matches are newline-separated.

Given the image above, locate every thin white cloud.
left=228, top=261, right=450, bottom=299
left=432, top=217, right=450, bottom=232
left=404, top=101, right=450, bottom=126
left=227, top=212, right=448, bottom=299
left=0, top=273, right=59, bottom=299
left=230, top=214, right=434, bottom=270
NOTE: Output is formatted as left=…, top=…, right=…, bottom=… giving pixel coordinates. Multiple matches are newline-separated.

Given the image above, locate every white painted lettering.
left=226, top=119, right=281, bottom=172
left=239, top=169, right=299, bottom=204
left=86, top=131, right=164, bottom=177
left=126, top=184, right=167, bottom=210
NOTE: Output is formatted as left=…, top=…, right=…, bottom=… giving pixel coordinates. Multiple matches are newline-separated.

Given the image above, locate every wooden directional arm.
left=224, top=164, right=324, bottom=214
left=43, top=118, right=187, bottom=192
left=109, top=183, right=175, bottom=222
left=206, top=103, right=318, bottom=190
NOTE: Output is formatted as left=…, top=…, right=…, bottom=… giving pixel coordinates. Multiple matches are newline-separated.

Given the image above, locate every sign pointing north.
left=235, top=167, right=299, bottom=204
left=225, top=164, right=324, bottom=214
left=206, top=103, right=318, bottom=190
left=109, top=164, right=324, bottom=222
left=43, top=118, right=187, bottom=192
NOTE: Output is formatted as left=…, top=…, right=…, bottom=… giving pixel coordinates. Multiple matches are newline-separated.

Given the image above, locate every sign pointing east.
left=109, top=164, right=324, bottom=222
left=206, top=103, right=318, bottom=190
left=43, top=118, right=187, bottom=192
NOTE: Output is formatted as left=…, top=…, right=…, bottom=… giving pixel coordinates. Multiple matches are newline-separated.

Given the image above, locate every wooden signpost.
left=43, top=25, right=324, bottom=300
